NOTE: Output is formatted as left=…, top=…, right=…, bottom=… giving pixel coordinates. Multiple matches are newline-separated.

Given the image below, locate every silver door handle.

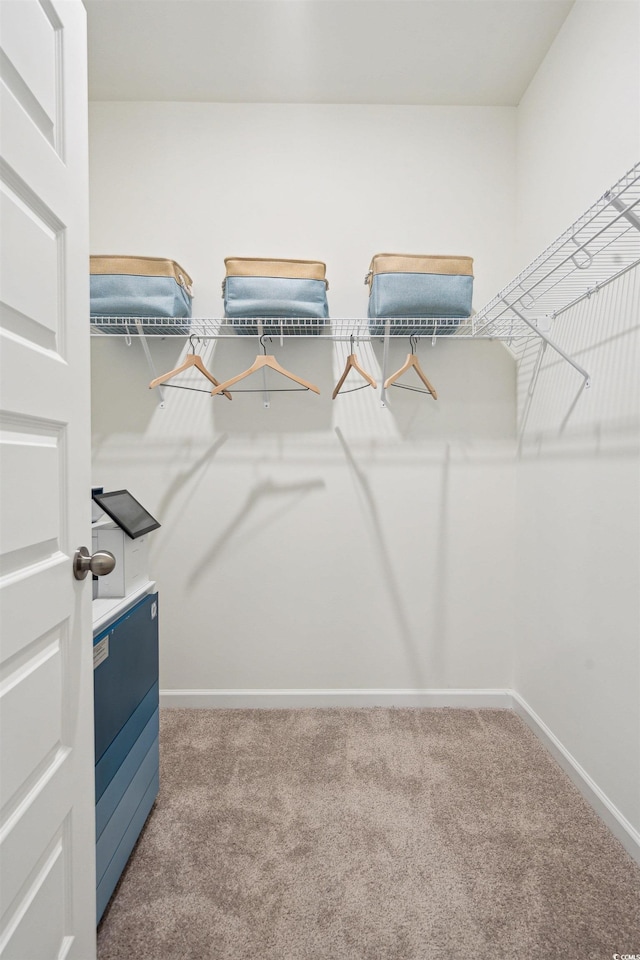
left=73, top=546, right=116, bottom=580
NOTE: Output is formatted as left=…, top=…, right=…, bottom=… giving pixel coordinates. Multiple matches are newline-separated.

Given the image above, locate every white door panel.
left=0, top=107, right=68, bottom=351
left=0, top=0, right=61, bottom=151
left=0, top=0, right=57, bottom=124
left=0, top=344, right=69, bottom=416
left=0, top=435, right=60, bottom=556
left=0, top=2, right=96, bottom=958
left=0, top=560, right=69, bottom=663
left=2, top=835, right=70, bottom=960
left=0, top=91, right=67, bottom=216
left=0, top=753, right=71, bottom=913
left=1, top=184, right=60, bottom=340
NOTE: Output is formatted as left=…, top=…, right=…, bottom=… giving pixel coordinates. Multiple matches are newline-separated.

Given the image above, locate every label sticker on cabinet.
left=94, top=636, right=109, bottom=670
left=151, top=601, right=157, bottom=619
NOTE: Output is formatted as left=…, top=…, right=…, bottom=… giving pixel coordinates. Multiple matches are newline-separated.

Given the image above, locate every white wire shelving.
left=90, top=162, right=640, bottom=398
left=473, top=161, right=640, bottom=388
left=88, top=315, right=543, bottom=341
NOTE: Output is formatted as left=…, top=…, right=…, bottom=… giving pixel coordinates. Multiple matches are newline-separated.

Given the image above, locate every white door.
left=0, top=2, right=96, bottom=958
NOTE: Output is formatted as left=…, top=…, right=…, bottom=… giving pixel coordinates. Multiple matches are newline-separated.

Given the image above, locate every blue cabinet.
left=93, top=592, right=159, bottom=922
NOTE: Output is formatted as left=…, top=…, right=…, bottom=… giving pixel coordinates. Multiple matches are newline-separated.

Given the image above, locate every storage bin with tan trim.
left=366, top=253, right=473, bottom=335
left=90, top=256, right=193, bottom=332
left=223, top=257, right=329, bottom=334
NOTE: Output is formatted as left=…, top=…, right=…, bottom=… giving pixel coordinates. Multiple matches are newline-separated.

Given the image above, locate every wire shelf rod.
left=552, top=256, right=640, bottom=318
left=474, top=162, right=640, bottom=331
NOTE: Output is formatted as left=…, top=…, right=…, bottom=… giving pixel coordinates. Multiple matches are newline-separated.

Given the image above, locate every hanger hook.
left=188, top=334, right=197, bottom=354
left=350, top=334, right=354, bottom=353
left=410, top=334, right=418, bottom=354
left=259, top=334, right=271, bottom=355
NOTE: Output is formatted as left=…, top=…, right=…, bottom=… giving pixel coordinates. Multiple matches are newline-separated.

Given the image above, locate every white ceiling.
left=85, top=0, right=575, bottom=106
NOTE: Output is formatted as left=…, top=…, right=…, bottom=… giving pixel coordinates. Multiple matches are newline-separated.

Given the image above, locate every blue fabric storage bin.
left=224, top=277, right=328, bottom=335
left=366, top=254, right=473, bottom=337
left=90, top=256, right=193, bottom=334
left=223, top=258, right=329, bottom=335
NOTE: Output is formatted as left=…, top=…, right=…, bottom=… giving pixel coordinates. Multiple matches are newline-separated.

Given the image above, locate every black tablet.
left=92, top=489, right=161, bottom=539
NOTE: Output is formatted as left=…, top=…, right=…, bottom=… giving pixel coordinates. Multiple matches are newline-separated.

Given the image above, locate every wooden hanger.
left=210, top=338, right=320, bottom=396
left=384, top=337, right=438, bottom=399
left=149, top=338, right=232, bottom=400
left=332, top=337, right=377, bottom=399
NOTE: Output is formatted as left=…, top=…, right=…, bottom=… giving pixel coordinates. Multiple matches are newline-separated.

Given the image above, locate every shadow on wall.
left=187, top=475, right=326, bottom=590
left=335, top=427, right=437, bottom=686
left=152, top=433, right=229, bottom=559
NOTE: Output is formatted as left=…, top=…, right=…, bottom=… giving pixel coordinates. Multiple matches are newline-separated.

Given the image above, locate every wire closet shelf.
left=88, top=315, right=534, bottom=341
left=90, top=163, right=640, bottom=380
left=473, top=162, right=640, bottom=349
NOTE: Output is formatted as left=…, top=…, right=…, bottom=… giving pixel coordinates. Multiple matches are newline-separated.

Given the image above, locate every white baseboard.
left=160, top=688, right=512, bottom=709
left=511, top=690, right=640, bottom=865
left=159, top=685, right=639, bottom=864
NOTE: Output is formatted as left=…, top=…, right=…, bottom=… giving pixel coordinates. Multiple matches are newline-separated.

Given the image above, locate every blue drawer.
left=96, top=731, right=159, bottom=884
left=95, top=682, right=159, bottom=803
left=94, top=590, right=160, bottom=923
left=94, top=593, right=159, bottom=766
left=96, top=707, right=159, bottom=840
left=96, top=767, right=159, bottom=922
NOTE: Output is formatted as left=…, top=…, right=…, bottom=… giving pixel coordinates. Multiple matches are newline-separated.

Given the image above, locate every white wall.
left=517, top=0, right=640, bottom=265
left=514, top=0, right=640, bottom=834
left=89, top=102, right=518, bottom=316
left=89, top=102, right=518, bottom=693
left=514, top=268, right=640, bottom=837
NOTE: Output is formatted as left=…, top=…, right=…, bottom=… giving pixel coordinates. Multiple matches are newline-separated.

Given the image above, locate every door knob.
left=73, top=546, right=116, bottom=580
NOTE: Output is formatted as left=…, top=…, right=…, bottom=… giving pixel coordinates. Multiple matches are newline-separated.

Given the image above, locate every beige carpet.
left=97, top=709, right=640, bottom=960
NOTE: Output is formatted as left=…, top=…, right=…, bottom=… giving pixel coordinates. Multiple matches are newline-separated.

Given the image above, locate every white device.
left=92, top=520, right=150, bottom=598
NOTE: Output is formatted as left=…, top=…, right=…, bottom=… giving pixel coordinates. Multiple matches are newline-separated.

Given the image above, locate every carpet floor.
left=97, top=709, right=640, bottom=960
